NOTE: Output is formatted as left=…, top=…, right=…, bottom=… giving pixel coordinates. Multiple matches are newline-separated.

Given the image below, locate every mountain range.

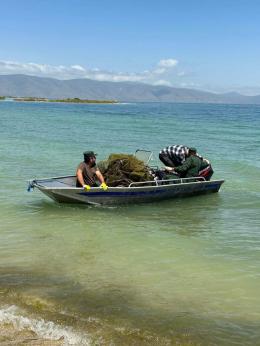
left=0, top=74, right=260, bottom=104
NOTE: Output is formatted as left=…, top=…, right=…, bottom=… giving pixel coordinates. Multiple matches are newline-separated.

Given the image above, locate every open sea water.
left=0, top=101, right=259, bottom=345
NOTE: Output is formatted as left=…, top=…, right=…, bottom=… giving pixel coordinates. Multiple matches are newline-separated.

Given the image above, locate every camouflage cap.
left=188, top=147, right=197, bottom=153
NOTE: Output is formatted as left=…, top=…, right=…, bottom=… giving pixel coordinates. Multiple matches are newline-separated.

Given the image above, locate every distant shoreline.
left=0, top=96, right=119, bottom=104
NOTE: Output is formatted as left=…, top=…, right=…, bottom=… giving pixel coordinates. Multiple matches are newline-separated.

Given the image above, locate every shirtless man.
left=76, top=151, right=108, bottom=190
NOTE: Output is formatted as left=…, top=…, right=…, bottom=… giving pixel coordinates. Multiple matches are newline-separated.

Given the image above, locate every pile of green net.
left=98, top=154, right=153, bottom=187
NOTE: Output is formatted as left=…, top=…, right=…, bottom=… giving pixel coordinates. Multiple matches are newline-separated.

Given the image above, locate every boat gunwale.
left=29, top=175, right=225, bottom=191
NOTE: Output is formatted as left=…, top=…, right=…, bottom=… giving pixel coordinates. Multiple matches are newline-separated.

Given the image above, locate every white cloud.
left=0, top=60, right=88, bottom=79
left=71, top=65, right=85, bottom=71
left=153, top=68, right=166, bottom=74
left=158, top=59, right=178, bottom=68
left=180, top=82, right=201, bottom=88
left=2, top=59, right=257, bottom=95
left=0, top=58, right=179, bottom=86
left=177, top=71, right=186, bottom=77
left=153, top=80, right=172, bottom=87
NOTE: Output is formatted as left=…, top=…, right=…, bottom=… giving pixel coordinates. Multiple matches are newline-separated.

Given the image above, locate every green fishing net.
left=98, top=154, right=153, bottom=187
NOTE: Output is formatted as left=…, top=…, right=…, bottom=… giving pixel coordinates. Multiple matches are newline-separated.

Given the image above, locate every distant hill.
left=0, top=74, right=260, bottom=104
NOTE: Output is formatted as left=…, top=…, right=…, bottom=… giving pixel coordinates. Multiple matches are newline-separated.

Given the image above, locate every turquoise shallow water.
left=0, top=101, right=260, bottom=345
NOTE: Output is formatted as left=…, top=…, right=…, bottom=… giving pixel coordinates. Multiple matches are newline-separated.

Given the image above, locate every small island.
left=0, top=96, right=118, bottom=104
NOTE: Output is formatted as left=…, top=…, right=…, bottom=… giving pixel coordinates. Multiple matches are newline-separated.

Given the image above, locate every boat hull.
left=32, top=177, right=224, bottom=205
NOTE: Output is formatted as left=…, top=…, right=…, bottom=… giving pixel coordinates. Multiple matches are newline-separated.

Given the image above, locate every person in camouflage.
left=168, top=147, right=207, bottom=178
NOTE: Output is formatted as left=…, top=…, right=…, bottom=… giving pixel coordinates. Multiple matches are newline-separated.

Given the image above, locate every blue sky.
left=0, top=0, right=260, bottom=95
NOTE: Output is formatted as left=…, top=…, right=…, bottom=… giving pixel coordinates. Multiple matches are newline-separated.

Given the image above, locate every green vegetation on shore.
left=50, top=97, right=118, bottom=103
left=0, top=96, right=118, bottom=103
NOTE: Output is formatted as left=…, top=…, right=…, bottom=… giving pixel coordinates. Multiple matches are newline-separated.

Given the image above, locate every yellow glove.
left=83, top=184, right=91, bottom=191
left=100, top=182, right=108, bottom=191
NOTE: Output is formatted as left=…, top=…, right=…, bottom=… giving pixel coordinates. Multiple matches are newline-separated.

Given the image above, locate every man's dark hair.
left=83, top=151, right=97, bottom=163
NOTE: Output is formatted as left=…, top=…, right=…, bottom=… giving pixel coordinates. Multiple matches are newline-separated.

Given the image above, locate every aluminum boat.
left=28, top=175, right=224, bottom=206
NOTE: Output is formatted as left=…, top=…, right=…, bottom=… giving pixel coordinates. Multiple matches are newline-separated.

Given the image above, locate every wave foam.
left=0, top=305, right=90, bottom=345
